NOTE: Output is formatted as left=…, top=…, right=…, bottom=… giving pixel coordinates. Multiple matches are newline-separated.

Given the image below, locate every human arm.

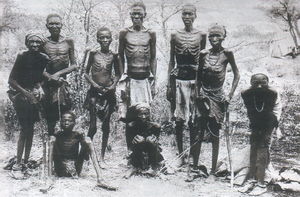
left=118, top=30, right=126, bottom=74
left=273, top=91, right=282, bottom=122
left=107, top=54, right=123, bottom=91
left=146, top=124, right=160, bottom=144
left=226, top=50, right=240, bottom=101
left=149, top=31, right=157, bottom=96
left=200, top=33, right=206, bottom=50
left=167, top=33, right=176, bottom=100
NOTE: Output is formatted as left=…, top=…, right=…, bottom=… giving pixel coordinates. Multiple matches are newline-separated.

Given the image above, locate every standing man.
left=167, top=4, right=206, bottom=167
left=42, top=14, right=77, bottom=136
left=118, top=2, right=157, bottom=149
left=84, top=27, right=122, bottom=161
left=195, top=24, right=240, bottom=175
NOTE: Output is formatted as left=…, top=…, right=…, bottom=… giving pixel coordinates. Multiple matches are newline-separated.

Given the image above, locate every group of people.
left=7, top=2, right=281, bottom=194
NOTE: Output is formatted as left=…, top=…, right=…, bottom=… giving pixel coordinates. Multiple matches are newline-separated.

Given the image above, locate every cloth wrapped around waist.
left=195, top=86, right=225, bottom=125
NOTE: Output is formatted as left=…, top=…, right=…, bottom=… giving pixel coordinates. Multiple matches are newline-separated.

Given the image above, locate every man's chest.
left=44, top=41, right=70, bottom=57
left=92, top=53, right=114, bottom=71
left=125, top=32, right=151, bottom=46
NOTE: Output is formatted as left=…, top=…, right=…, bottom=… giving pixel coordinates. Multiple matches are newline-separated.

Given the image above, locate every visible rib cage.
left=91, top=51, right=114, bottom=74
left=174, top=30, right=202, bottom=63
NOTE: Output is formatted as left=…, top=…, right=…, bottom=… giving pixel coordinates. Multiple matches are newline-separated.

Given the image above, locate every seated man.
left=125, top=103, right=164, bottom=178
left=241, top=73, right=281, bottom=195
left=49, top=111, right=116, bottom=190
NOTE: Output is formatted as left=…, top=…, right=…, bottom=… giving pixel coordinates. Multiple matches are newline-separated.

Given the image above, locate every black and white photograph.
left=0, top=0, right=299, bottom=196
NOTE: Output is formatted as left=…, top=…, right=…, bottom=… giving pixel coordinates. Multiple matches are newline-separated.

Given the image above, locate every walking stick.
left=224, top=103, right=234, bottom=188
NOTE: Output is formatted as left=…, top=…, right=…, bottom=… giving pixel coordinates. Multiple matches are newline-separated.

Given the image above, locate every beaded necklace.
left=254, top=96, right=264, bottom=112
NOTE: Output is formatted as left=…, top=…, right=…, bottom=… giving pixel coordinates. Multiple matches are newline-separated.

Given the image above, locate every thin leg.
left=47, top=120, right=56, bottom=136
left=189, top=121, right=200, bottom=168
left=88, top=99, right=97, bottom=140
left=16, top=129, right=26, bottom=164
left=211, top=137, right=219, bottom=174
left=256, top=148, right=269, bottom=185
left=175, top=121, right=184, bottom=165
left=85, top=137, right=116, bottom=191
left=101, top=114, right=111, bottom=160
left=175, top=121, right=184, bottom=154
left=24, top=124, right=34, bottom=164
left=48, top=136, right=56, bottom=176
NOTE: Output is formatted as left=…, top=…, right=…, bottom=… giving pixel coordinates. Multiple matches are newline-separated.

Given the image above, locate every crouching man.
left=49, top=111, right=116, bottom=191
left=241, top=73, right=281, bottom=195
left=125, top=103, right=164, bottom=178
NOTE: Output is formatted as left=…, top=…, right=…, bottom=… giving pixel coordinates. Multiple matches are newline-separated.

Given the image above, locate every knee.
left=90, top=98, right=96, bottom=105
left=49, top=136, right=56, bottom=143
left=85, top=137, right=92, bottom=145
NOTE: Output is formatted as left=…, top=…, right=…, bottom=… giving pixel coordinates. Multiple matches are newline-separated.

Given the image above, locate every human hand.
left=166, top=86, right=172, bottom=101
left=94, top=84, right=107, bottom=94
left=24, top=91, right=38, bottom=104
left=146, top=135, right=158, bottom=144
left=151, top=81, right=156, bottom=97
left=132, top=135, right=144, bottom=144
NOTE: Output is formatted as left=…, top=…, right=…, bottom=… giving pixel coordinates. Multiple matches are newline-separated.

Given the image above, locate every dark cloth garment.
left=127, top=121, right=164, bottom=169
left=250, top=127, right=274, bottom=148
left=9, top=51, right=49, bottom=124
left=195, top=86, right=226, bottom=126
left=43, top=83, right=72, bottom=122
left=13, top=94, right=40, bottom=124
left=195, top=50, right=230, bottom=126
left=9, top=51, right=49, bottom=89
left=53, top=131, right=89, bottom=177
left=241, top=87, right=278, bottom=130
left=83, top=86, right=116, bottom=121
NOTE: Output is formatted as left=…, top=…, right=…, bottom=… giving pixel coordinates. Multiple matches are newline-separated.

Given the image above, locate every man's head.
left=250, top=73, right=269, bottom=89
left=208, top=24, right=226, bottom=48
left=130, top=2, right=146, bottom=27
left=135, top=103, right=150, bottom=123
left=97, top=27, right=112, bottom=50
left=25, top=33, right=44, bottom=52
left=46, top=14, right=63, bottom=36
left=61, top=111, right=76, bottom=131
left=181, top=4, right=197, bottom=27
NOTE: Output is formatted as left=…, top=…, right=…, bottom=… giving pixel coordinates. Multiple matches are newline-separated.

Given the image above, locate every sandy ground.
left=0, top=128, right=279, bottom=197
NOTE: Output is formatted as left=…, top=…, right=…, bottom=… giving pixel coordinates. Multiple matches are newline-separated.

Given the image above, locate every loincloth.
left=9, top=89, right=41, bottom=124
left=43, top=83, right=72, bottom=121
left=195, top=86, right=225, bottom=126
left=54, top=159, right=78, bottom=177
left=173, top=79, right=195, bottom=125
left=83, top=87, right=116, bottom=121
left=119, top=75, right=153, bottom=119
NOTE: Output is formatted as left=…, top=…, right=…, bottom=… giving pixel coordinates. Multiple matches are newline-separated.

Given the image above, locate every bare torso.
left=172, top=29, right=205, bottom=80
left=200, top=50, right=229, bottom=89
left=124, top=28, right=151, bottom=77
left=89, top=50, right=115, bottom=87
left=43, top=37, right=71, bottom=76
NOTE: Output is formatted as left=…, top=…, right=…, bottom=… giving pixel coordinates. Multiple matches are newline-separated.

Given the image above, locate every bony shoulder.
left=200, top=49, right=209, bottom=54
left=150, top=122, right=161, bottom=129
left=223, top=48, right=233, bottom=54
left=39, top=52, right=50, bottom=60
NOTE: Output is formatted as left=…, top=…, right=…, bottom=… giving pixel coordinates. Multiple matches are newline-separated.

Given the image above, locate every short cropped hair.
left=182, top=4, right=197, bottom=13
left=62, top=111, right=76, bottom=122
left=96, top=27, right=112, bottom=37
left=250, top=73, right=269, bottom=84
left=131, top=2, right=146, bottom=12
left=46, top=14, right=62, bottom=23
